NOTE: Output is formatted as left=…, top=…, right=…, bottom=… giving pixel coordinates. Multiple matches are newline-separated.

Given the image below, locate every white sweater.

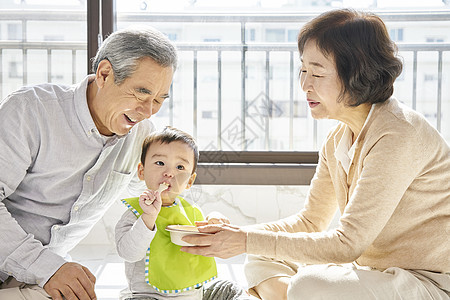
left=245, top=98, right=449, bottom=276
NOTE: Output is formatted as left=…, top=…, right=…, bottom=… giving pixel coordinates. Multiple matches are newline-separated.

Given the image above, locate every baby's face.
left=138, top=141, right=196, bottom=205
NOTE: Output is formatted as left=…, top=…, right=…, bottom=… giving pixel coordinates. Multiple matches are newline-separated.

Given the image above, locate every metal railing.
left=118, top=11, right=450, bottom=146
left=1, top=10, right=449, bottom=185
left=120, top=11, right=450, bottom=185
left=0, top=9, right=86, bottom=91
left=0, top=41, right=86, bottom=85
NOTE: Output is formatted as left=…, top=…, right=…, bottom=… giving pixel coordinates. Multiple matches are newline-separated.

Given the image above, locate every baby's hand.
left=139, top=189, right=162, bottom=218
left=196, top=211, right=230, bottom=226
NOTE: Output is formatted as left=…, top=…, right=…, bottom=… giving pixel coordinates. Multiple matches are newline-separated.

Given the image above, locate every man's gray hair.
left=91, top=26, right=178, bottom=85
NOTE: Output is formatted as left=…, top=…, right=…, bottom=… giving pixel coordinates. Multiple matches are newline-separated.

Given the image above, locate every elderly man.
left=0, top=26, right=177, bottom=300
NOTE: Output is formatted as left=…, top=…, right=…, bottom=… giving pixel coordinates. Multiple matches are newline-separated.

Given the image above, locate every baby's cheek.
left=144, top=179, right=158, bottom=191
left=175, top=174, right=191, bottom=186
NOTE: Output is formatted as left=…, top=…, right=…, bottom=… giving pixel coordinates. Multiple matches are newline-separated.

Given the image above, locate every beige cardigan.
left=246, top=98, right=450, bottom=273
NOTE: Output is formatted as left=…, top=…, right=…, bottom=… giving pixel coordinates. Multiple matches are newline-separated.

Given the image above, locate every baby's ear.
left=186, top=172, right=197, bottom=189
left=137, top=162, right=145, bottom=180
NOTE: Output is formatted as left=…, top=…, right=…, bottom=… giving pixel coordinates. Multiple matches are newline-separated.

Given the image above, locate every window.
left=202, top=111, right=217, bottom=119
left=8, top=61, right=22, bottom=78
left=112, top=2, right=450, bottom=150
left=389, top=28, right=404, bottom=42
left=426, top=37, right=445, bottom=42
left=265, top=29, right=285, bottom=42
left=287, top=29, right=298, bottom=42
left=166, top=33, right=178, bottom=41
left=1, top=1, right=450, bottom=150
left=44, top=35, right=64, bottom=41
left=0, top=1, right=87, bottom=98
left=248, top=28, right=256, bottom=41
left=7, top=23, right=21, bottom=40
left=203, top=38, right=221, bottom=42
left=424, top=74, right=437, bottom=81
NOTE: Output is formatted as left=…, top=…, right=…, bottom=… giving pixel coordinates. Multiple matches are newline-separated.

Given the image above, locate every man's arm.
left=0, top=202, right=68, bottom=286
left=0, top=92, right=67, bottom=286
left=0, top=206, right=96, bottom=299
left=0, top=90, right=97, bottom=299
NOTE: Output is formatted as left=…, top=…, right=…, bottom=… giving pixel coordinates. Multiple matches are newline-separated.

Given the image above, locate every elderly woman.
left=182, top=9, right=450, bottom=300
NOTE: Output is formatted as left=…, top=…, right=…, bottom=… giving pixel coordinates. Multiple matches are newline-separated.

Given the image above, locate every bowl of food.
left=166, top=225, right=212, bottom=246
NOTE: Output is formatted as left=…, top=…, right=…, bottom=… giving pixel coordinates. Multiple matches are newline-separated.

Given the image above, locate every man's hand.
left=44, top=262, right=96, bottom=300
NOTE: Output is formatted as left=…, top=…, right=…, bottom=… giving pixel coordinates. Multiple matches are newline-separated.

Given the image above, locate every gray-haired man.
left=0, top=26, right=177, bottom=300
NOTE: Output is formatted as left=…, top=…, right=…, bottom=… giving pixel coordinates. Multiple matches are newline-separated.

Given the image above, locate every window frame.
left=85, top=5, right=322, bottom=186
left=85, top=6, right=450, bottom=185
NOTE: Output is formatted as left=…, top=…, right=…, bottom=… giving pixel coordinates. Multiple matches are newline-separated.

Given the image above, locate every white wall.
left=72, top=184, right=341, bottom=254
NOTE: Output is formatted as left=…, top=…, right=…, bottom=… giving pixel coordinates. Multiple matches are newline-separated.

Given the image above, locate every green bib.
left=121, top=196, right=217, bottom=294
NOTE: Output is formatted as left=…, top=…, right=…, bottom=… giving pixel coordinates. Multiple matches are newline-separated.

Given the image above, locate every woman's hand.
left=180, top=223, right=247, bottom=259
left=139, top=189, right=162, bottom=230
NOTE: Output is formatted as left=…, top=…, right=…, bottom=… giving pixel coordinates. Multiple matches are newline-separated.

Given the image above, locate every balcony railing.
left=1, top=10, right=449, bottom=185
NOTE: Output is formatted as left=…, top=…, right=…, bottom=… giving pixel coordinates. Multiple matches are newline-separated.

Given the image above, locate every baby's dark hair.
left=140, top=126, right=199, bottom=174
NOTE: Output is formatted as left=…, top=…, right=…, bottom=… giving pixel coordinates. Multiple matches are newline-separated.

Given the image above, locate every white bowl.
left=166, top=225, right=212, bottom=246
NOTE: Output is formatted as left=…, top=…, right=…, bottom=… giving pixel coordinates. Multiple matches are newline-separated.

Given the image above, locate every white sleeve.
left=114, top=209, right=156, bottom=262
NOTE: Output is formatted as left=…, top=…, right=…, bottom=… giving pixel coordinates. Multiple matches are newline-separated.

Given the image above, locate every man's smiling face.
left=91, top=57, right=174, bottom=136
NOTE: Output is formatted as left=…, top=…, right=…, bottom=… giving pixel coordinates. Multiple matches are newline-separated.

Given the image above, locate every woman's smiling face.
left=300, top=39, right=348, bottom=121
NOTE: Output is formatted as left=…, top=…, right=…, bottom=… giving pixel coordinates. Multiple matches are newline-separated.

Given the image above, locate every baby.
left=115, top=126, right=246, bottom=300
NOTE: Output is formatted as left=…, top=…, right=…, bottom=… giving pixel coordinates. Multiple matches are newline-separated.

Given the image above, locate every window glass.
left=1, top=1, right=448, bottom=147
left=115, top=0, right=450, bottom=149
left=0, top=0, right=87, bottom=98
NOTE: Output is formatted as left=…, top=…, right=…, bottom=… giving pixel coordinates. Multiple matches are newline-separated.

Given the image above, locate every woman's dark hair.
left=140, top=126, right=199, bottom=174
left=298, top=9, right=403, bottom=106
